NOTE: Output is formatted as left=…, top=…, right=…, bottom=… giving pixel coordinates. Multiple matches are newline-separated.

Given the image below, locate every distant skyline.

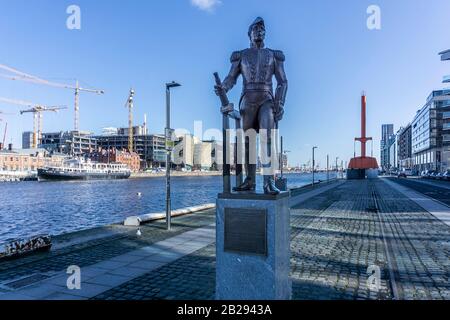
left=0, top=0, right=449, bottom=167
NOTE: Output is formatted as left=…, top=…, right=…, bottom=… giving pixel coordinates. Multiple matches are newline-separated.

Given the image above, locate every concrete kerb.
left=124, top=180, right=345, bottom=227
left=124, top=203, right=216, bottom=226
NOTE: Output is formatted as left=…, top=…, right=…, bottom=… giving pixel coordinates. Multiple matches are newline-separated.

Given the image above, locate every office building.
left=380, top=124, right=394, bottom=171
left=412, top=89, right=450, bottom=172
left=39, top=131, right=97, bottom=156
left=94, top=126, right=166, bottom=169
left=193, top=139, right=222, bottom=170
left=397, top=124, right=413, bottom=171
left=172, top=134, right=196, bottom=169
left=22, top=132, right=34, bottom=149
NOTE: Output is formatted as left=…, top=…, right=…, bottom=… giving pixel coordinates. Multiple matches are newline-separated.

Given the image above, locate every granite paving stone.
left=93, top=180, right=450, bottom=300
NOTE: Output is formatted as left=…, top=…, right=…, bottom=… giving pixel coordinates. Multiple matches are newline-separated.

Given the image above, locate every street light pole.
left=280, top=136, right=284, bottom=177
left=165, top=81, right=181, bottom=231
left=312, top=146, right=318, bottom=186
left=335, top=157, right=339, bottom=179
left=327, top=154, right=329, bottom=183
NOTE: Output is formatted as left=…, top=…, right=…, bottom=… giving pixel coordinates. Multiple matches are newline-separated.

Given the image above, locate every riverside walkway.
left=0, top=178, right=449, bottom=300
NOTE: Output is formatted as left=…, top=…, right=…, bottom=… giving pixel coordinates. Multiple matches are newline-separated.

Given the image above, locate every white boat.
left=38, top=158, right=131, bottom=181
left=0, top=170, right=37, bottom=182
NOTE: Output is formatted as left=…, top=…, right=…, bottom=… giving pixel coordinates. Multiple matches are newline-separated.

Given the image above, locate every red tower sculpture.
left=348, top=93, right=379, bottom=170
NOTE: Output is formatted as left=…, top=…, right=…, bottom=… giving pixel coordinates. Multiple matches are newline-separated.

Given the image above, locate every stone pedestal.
left=215, top=192, right=291, bottom=300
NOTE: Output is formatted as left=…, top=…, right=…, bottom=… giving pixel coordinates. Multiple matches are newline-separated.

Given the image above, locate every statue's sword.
left=214, top=72, right=243, bottom=193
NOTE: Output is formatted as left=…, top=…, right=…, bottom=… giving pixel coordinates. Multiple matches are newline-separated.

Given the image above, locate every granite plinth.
left=216, top=192, right=291, bottom=300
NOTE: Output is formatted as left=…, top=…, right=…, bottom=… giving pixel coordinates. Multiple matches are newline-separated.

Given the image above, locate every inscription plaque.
left=224, top=208, right=267, bottom=256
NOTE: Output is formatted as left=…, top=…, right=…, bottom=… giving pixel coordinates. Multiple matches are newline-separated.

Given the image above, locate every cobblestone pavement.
left=290, top=181, right=392, bottom=300
left=0, top=210, right=215, bottom=288
left=377, top=180, right=450, bottom=299
left=93, top=179, right=450, bottom=300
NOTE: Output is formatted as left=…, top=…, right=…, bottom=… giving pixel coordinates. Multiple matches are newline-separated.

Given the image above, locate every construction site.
left=0, top=63, right=167, bottom=174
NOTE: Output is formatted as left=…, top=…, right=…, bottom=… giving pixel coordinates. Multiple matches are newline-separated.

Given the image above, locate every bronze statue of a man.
left=215, top=17, right=288, bottom=195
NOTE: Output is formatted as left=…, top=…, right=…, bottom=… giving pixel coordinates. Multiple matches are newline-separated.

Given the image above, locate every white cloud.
left=190, top=0, right=222, bottom=12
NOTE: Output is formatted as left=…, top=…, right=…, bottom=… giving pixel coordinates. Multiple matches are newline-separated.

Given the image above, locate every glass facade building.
left=412, top=89, right=450, bottom=172
left=397, top=124, right=413, bottom=171
left=380, top=124, right=394, bottom=171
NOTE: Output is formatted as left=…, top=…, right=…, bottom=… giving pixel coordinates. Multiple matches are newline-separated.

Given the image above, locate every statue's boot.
left=263, top=175, right=281, bottom=195
left=233, top=177, right=256, bottom=192
left=233, top=164, right=256, bottom=192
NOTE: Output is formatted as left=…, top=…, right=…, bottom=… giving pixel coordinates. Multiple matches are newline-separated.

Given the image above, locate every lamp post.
left=327, top=154, right=329, bottom=183
left=282, top=150, right=291, bottom=174
left=165, top=81, right=181, bottom=231
left=341, top=160, right=344, bottom=179
left=279, top=136, right=291, bottom=177
left=312, top=146, right=318, bottom=186
left=335, top=157, right=339, bottom=179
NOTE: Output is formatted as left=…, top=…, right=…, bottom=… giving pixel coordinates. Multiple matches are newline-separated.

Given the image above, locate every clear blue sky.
left=0, top=0, right=449, bottom=168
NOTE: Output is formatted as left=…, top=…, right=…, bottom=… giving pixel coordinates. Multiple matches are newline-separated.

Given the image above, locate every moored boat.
left=38, top=158, right=131, bottom=181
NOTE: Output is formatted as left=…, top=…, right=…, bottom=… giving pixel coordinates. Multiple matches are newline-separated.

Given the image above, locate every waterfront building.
left=117, top=126, right=147, bottom=136
left=172, top=134, right=196, bottom=169
left=146, top=134, right=166, bottom=168
left=397, top=124, right=413, bottom=171
left=281, top=153, right=288, bottom=170
left=193, top=140, right=222, bottom=171
left=22, top=132, right=34, bottom=149
left=89, top=148, right=141, bottom=172
left=412, top=89, right=450, bottom=172
left=40, top=131, right=98, bottom=156
left=0, top=148, right=66, bottom=172
left=380, top=124, right=394, bottom=171
left=94, top=127, right=166, bottom=169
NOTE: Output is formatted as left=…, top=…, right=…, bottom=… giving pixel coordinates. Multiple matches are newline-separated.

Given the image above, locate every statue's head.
left=248, top=17, right=265, bottom=46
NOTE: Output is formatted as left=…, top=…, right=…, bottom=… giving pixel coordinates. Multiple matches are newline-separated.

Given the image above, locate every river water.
left=0, top=172, right=336, bottom=245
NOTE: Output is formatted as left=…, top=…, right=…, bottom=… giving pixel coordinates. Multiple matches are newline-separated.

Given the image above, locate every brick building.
left=89, top=149, right=141, bottom=172
left=0, top=149, right=66, bottom=172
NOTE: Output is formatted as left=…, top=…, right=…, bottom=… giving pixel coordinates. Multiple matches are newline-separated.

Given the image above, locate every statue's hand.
left=214, top=85, right=226, bottom=97
left=274, top=104, right=284, bottom=122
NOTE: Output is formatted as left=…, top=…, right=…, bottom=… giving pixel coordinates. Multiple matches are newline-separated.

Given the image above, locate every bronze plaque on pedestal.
left=224, top=208, right=267, bottom=256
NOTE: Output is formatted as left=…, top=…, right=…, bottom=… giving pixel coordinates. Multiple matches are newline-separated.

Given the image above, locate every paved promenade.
left=0, top=179, right=449, bottom=300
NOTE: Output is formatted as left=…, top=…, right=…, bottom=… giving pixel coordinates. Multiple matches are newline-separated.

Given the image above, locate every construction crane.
left=0, top=110, right=12, bottom=150
left=0, top=97, right=66, bottom=148
left=124, top=88, right=135, bottom=153
left=20, top=106, right=67, bottom=148
left=0, top=121, right=7, bottom=150
left=0, top=63, right=104, bottom=132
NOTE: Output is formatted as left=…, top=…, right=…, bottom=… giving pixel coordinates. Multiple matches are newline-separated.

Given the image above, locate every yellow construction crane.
left=124, top=88, right=135, bottom=153
left=0, top=97, right=66, bottom=148
left=0, top=64, right=104, bottom=132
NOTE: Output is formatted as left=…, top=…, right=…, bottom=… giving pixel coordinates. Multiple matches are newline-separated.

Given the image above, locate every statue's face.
left=250, top=23, right=265, bottom=44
